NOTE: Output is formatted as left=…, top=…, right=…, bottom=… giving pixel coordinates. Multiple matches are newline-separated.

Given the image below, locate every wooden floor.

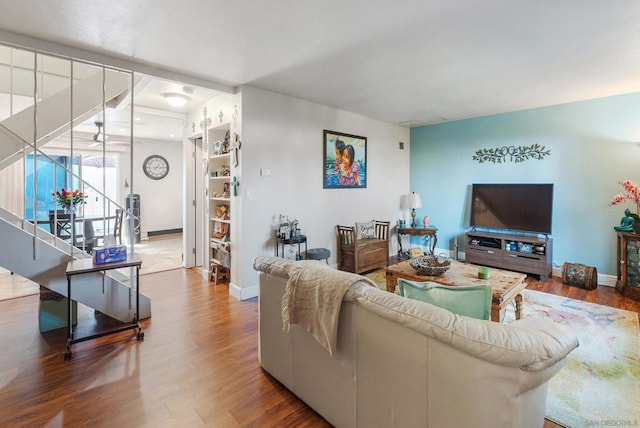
left=0, top=270, right=638, bottom=427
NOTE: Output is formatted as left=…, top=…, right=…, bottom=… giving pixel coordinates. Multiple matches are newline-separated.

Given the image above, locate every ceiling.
left=0, top=46, right=222, bottom=144
left=0, top=0, right=639, bottom=130
left=69, top=76, right=222, bottom=143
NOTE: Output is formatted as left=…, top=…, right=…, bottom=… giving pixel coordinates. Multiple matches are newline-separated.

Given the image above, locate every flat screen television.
left=470, top=183, right=553, bottom=234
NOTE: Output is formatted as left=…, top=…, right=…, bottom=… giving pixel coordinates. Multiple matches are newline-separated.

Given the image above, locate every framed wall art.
left=323, top=130, right=367, bottom=189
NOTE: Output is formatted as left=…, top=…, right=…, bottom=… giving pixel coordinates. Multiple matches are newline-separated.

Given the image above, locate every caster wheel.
left=63, top=350, right=72, bottom=360
left=137, top=331, right=144, bottom=340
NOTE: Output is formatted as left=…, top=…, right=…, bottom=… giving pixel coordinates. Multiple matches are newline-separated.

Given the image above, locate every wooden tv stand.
left=464, top=230, right=552, bottom=281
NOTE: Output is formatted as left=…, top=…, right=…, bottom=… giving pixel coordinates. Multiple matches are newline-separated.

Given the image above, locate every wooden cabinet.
left=465, top=231, right=552, bottom=280
left=207, top=122, right=232, bottom=283
left=336, top=221, right=390, bottom=274
left=616, top=232, right=640, bottom=301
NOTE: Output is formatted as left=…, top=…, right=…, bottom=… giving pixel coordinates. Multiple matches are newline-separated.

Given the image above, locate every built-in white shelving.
left=206, top=122, right=232, bottom=283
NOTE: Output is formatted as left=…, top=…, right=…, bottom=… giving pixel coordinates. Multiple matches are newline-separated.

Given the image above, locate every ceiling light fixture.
left=163, top=92, right=191, bottom=107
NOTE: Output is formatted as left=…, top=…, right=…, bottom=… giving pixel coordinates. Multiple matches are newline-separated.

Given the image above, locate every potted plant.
left=52, top=188, right=87, bottom=213
left=609, top=180, right=640, bottom=233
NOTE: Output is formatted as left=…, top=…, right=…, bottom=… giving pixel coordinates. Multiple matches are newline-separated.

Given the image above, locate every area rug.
left=133, top=236, right=183, bottom=275
left=364, top=270, right=640, bottom=427
left=364, top=269, right=387, bottom=290
left=508, top=289, right=640, bottom=428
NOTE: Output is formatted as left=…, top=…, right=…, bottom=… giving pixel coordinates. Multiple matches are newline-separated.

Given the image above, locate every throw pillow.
left=398, top=279, right=492, bottom=320
left=356, top=221, right=376, bottom=239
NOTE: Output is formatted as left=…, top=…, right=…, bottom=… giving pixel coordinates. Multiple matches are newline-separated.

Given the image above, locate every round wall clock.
left=143, top=155, right=169, bottom=180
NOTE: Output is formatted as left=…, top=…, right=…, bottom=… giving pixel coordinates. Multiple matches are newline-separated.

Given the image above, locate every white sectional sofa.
left=253, top=256, right=578, bottom=428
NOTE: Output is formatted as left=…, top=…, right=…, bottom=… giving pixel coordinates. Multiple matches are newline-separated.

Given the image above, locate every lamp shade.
left=408, top=192, right=422, bottom=209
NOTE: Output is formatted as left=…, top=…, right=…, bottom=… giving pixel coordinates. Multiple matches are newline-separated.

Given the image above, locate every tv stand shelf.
left=465, top=231, right=552, bottom=281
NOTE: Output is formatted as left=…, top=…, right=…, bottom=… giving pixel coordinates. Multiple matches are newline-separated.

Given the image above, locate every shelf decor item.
left=94, top=245, right=127, bottom=265
left=477, top=266, right=490, bottom=279
left=609, top=180, right=640, bottom=233
left=409, top=255, right=450, bottom=276
left=472, top=144, right=550, bottom=163
left=562, top=262, right=597, bottom=290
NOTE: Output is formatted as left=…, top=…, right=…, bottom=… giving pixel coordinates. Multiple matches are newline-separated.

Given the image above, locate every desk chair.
left=81, top=220, right=96, bottom=253
left=398, top=279, right=492, bottom=320
left=89, top=210, right=124, bottom=247
left=49, top=210, right=73, bottom=240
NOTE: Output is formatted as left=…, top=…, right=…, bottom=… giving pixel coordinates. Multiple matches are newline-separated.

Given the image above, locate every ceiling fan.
left=86, top=121, right=131, bottom=147
left=47, top=118, right=132, bottom=148
left=89, top=121, right=109, bottom=146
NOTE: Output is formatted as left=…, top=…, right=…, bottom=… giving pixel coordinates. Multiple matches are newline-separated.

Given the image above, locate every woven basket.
left=409, top=255, right=450, bottom=276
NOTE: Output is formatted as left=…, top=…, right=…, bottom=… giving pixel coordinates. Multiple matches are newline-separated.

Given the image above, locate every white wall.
left=121, top=138, right=183, bottom=238
left=238, top=86, right=410, bottom=299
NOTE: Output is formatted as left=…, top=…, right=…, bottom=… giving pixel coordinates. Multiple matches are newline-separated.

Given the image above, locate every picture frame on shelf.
left=212, top=140, right=222, bottom=155
left=323, top=129, right=367, bottom=189
left=222, top=130, right=231, bottom=153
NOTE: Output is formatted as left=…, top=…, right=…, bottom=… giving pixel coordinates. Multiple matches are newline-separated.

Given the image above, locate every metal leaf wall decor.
left=472, top=144, right=550, bottom=164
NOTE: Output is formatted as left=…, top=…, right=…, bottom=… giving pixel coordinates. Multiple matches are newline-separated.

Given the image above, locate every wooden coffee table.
left=385, top=260, right=527, bottom=322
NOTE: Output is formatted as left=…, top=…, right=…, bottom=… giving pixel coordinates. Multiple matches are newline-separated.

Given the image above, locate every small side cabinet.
left=616, top=232, right=640, bottom=302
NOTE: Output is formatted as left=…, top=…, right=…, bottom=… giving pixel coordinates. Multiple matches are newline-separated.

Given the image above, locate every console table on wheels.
left=397, top=226, right=438, bottom=259
left=276, top=234, right=307, bottom=260
left=64, top=254, right=144, bottom=360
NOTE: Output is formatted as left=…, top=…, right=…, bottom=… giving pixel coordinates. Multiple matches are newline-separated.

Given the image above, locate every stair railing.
left=0, top=121, right=137, bottom=259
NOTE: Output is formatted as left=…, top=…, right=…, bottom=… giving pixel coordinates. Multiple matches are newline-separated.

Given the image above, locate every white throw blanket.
left=282, top=261, right=377, bottom=355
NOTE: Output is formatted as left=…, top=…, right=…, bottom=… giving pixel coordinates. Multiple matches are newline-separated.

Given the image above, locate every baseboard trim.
left=147, top=228, right=183, bottom=237
left=229, top=282, right=258, bottom=301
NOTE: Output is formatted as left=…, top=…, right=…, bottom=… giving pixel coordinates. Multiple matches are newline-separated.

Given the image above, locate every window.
left=25, top=154, right=79, bottom=222
left=25, top=153, right=119, bottom=225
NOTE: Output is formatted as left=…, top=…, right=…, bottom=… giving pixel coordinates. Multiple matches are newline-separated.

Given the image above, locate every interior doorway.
left=183, top=135, right=204, bottom=270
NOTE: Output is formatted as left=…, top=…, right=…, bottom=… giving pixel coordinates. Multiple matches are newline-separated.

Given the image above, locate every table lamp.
left=408, top=192, right=422, bottom=228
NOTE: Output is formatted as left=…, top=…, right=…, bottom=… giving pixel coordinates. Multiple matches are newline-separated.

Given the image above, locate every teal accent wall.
left=410, top=92, right=640, bottom=276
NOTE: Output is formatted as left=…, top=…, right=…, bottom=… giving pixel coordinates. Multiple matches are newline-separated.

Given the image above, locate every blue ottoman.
left=306, top=248, right=330, bottom=264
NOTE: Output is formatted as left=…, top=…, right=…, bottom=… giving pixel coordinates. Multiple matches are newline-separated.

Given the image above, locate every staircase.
left=0, top=69, right=131, bottom=171
left=0, top=64, right=151, bottom=332
left=0, top=207, right=151, bottom=330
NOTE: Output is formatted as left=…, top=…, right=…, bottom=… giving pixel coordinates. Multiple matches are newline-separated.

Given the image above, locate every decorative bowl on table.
left=409, top=255, right=450, bottom=276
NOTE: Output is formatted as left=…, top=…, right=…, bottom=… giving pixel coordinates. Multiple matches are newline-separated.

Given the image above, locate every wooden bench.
left=336, top=220, right=390, bottom=274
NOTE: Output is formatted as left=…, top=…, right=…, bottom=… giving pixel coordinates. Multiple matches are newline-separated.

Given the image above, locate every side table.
left=397, top=226, right=438, bottom=258
left=64, top=254, right=144, bottom=360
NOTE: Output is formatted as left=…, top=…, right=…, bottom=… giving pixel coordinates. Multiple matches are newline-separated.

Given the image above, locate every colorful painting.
left=323, top=130, right=367, bottom=189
